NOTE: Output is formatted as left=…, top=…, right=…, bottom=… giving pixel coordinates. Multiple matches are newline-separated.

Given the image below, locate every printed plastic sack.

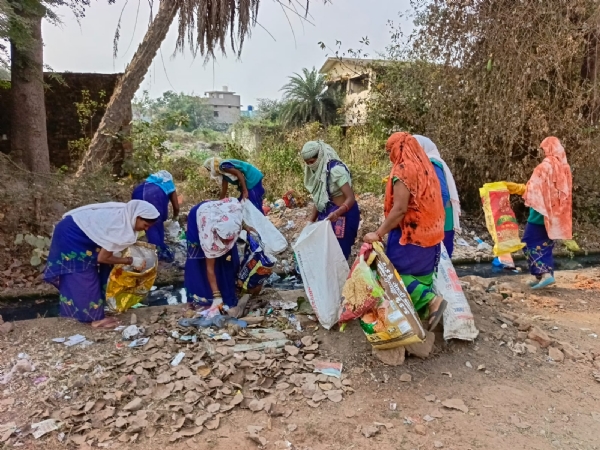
left=339, top=249, right=383, bottom=323
left=480, top=182, right=525, bottom=255
left=238, top=233, right=276, bottom=291
left=360, top=242, right=426, bottom=349
left=433, top=243, right=479, bottom=341
left=106, top=242, right=158, bottom=313
left=293, top=221, right=349, bottom=330
left=242, top=200, right=288, bottom=255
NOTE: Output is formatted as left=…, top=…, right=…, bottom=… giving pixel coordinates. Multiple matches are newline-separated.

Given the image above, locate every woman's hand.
left=243, top=224, right=258, bottom=235
left=242, top=189, right=250, bottom=200
left=130, top=257, right=146, bottom=272
left=505, top=182, right=527, bottom=196
left=327, top=211, right=340, bottom=222
left=363, top=232, right=381, bottom=244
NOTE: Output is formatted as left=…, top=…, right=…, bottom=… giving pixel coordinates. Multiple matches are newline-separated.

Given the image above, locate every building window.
left=214, top=111, right=219, bottom=117
left=219, top=94, right=224, bottom=99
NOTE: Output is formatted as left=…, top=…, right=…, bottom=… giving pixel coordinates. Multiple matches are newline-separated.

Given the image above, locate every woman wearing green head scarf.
left=301, top=140, right=360, bottom=260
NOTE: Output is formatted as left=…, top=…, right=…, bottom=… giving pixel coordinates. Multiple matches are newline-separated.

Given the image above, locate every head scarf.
left=301, top=140, right=342, bottom=212
left=197, top=198, right=244, bottom=258
left=523, top=137, right=572, bottom=239
left=203, top=157, right=237, bottom=185
left=64, top=200, right=159, bottom=252
left=414, top=135, right=461, bottom=231
left=384, top=132, right=445, bottom=247
left=146, top=170, right=176, bottom=195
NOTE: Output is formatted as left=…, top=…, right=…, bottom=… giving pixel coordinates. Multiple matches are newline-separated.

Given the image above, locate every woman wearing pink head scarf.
left=507, top=137, right=572, bottom=289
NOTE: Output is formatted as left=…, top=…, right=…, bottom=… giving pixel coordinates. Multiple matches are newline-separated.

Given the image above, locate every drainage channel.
left=1, top=254, right=599, bottom=323
left=0, top=276, right=304, bottom=323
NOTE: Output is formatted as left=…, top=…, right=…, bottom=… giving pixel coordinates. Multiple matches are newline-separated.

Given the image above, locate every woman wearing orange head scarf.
left=507, top=137, right=572, bottom=289
left=364, top=132, right=447, bottom=330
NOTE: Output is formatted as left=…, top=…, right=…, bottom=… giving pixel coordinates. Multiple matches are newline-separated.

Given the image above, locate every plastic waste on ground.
left=312, top=360, right=342, bottom=378
left=164, top=220, right=182, bottom=241
left=122, top=325, right=141, bottom=340
left=177, top=315, right=247, bottom=329
left=456, top=237, right=471, bottom=247
left=171, top=352, right=185, bottom=366
left=473, top=236, right=493, bottom=252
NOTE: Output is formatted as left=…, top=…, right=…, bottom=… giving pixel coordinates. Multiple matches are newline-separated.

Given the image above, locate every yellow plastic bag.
left=479, top=182, right=525, bottom=256
left=106, top=242, right=158, bottom=313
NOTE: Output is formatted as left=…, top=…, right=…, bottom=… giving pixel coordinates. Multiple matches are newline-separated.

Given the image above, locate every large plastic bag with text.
left=359, top=242, right=426, bottom=350
left=433, top=243, right=479, bottom=341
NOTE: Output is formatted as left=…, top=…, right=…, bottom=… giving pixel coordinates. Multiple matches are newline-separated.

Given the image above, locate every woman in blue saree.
left=301, top=140, right=360, bottom=260
left=203, top=157, right=265, bottom=214
left=185, top=198, right=247, bottom=311
left=414, top=135, right=461, bottom=258
left=44, top=201, right=159, bottom=327
left=132, top=170, right=180, bottom=262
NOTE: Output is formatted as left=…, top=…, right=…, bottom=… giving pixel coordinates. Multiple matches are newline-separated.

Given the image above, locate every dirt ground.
left=1, top=267, right=599, bottom=450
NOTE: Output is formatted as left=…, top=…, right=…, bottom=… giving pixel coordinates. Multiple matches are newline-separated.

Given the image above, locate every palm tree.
left=280, top=67, right=343, bottom=127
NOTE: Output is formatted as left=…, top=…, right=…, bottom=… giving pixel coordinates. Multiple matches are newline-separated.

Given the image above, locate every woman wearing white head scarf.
left=184, top=198, right=248, bottom=311
left=301, top=140, right=360, bottom=260
left=132, top=170, right=180, bottom=262
left=44, top=200, right=160, bottom=327
left=414, top=135, right=462, bottom=257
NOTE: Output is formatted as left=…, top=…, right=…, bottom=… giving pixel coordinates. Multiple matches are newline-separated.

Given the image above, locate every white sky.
left=42, top=0, right=414, bottom=107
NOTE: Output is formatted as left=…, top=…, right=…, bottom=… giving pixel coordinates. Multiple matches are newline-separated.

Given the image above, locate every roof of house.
left=319, top=57, right=384, bottom=74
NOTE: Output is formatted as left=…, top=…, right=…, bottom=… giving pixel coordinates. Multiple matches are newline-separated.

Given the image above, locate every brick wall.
left=0, top=72, right=130, bottom=168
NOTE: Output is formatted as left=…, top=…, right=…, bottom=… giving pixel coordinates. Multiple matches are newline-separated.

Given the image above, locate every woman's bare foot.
left=227, top=294, right=251, bottom=319
left=91, top=317, right=119, bottom=329
left=427, top=296, right=447, bottom=331
left=428, top=296, right=443, bottom=317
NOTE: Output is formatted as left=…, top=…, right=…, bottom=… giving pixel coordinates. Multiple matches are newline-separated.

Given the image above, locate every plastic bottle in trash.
left=474, top=236, right=492, bottom=251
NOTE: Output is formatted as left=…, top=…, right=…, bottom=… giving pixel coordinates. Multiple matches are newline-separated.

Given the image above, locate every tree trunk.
left=76, top=0, right=179, bottom=176
left=10, top=4, right=50, bottom=173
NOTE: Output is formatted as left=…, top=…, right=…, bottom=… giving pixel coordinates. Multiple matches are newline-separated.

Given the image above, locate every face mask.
left=308, top=159, right=320, bottom=171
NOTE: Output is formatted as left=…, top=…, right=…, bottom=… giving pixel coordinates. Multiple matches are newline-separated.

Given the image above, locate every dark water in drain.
left=1, top=255, right=598, bottom=323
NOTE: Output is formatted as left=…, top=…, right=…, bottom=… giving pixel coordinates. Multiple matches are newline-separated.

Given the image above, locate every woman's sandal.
left=532, top=276, right=555, bottom=290
left=428, top=299, right=448, bottom=332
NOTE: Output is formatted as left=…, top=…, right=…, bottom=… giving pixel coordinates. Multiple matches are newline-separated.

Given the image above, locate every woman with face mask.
left=300, top=140, right=360, bottom=260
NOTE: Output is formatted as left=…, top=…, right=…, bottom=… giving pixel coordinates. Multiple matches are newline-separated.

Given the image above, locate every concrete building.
left=319, top=57, right=382, bottom=126
left=204, top=86, right=241, bottom=126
